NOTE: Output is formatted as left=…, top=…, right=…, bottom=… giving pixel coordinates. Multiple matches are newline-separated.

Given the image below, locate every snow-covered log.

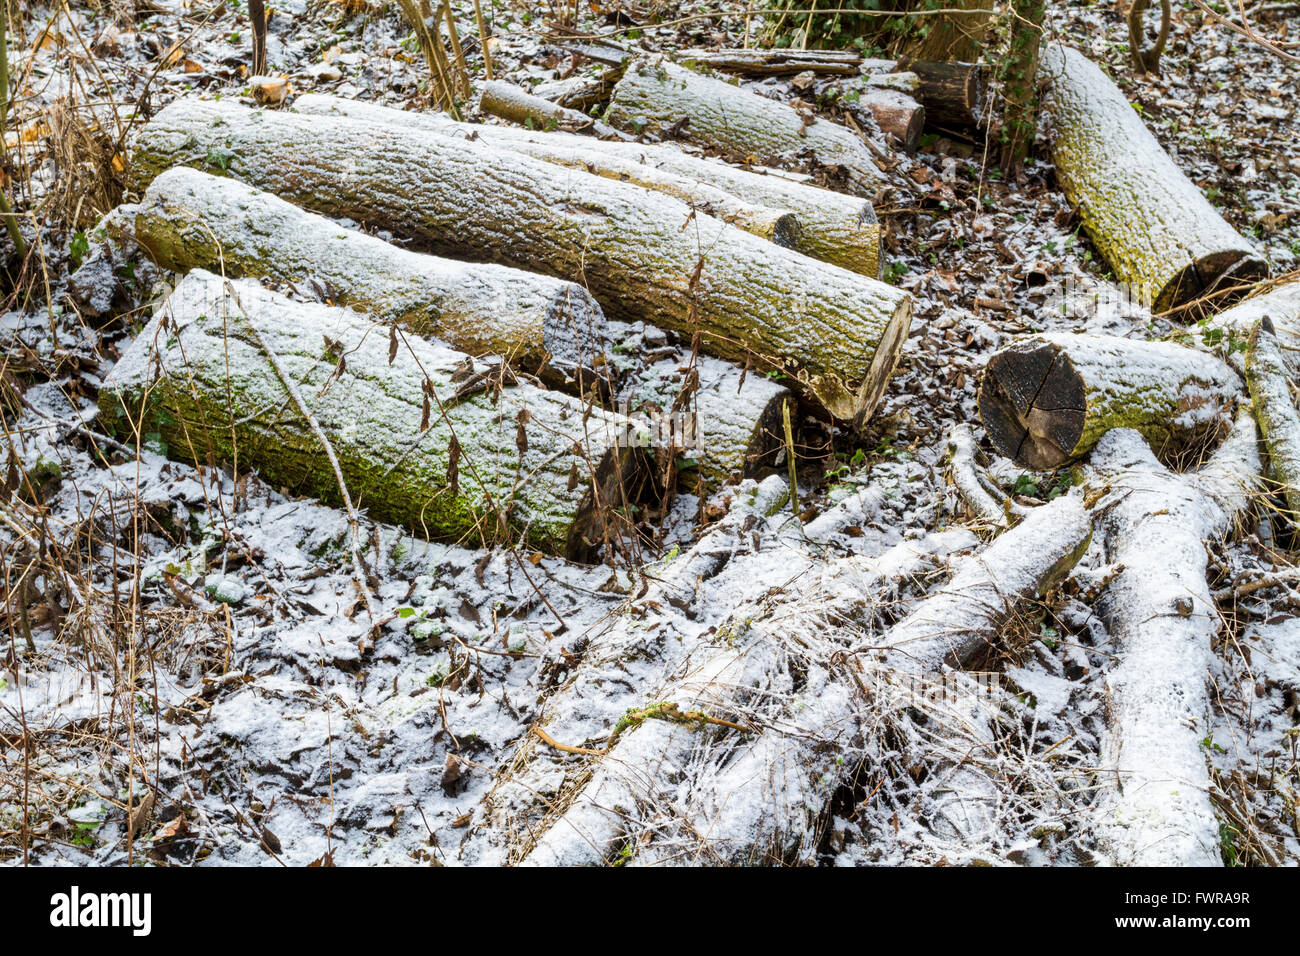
left=676, top=48, right=863, bottom=76
left=1038, top=44, right=1265, bottom=312
left=97, top=271, right=642, bottom=559
left=293, top=94, right=882, bottom=278
left=478, top=79, right=629, bottom=140
left=604, top=57, right=884, bottom=196
left=1086, top=407, right=1259, bottom=865
left=689, top=360, right=788, bottom=486
left=1245, top=320, right=1300, bottom=516
left=870, top=492, right=1091, bottom=674
left=978, top=333, right=1241, bottom=470
left=112, top=167, right=610, bottom=385
left=131, top=99, right=911, bottom=428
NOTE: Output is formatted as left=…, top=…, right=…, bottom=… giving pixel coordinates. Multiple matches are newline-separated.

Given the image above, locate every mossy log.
left=1087, top=409, right=1258, bottom=865
left=1038, top=44, right=1265, bottom=312
left=604, top=57, right=883, bottom=196
left=131, top=99, right=911, bottom=428
left=112, top=167, right=609, bottom=387
left=978, top=334, right=1241, bottom=470
left=294, top=93, right=881, bottom=278
left=98, top=271, right=642, bottom=559
left=1197, top=279, right=1300, bottom=374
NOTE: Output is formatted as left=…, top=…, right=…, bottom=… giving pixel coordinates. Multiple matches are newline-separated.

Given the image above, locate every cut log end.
left=978, top=339, right=1086, bottom=471
left=1157, top=250, right=1269, bottom=314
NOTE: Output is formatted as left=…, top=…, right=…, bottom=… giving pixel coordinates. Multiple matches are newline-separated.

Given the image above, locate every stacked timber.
left=130, top=99, right=911, bottom=430
left=294, top=92, right=882, bottom=279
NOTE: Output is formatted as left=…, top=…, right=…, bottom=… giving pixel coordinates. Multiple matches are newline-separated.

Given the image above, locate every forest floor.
left=2, top=0, right=1299, bottom=866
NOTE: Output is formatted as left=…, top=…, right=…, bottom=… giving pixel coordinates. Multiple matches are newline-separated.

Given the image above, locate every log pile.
left=129, top=98, right=912, bottom=429
left=88, top=34, right=1292, bottom=869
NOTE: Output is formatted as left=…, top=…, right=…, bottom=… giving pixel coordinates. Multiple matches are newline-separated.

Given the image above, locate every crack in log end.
left=1157, top=250, right=1270, bottom=316
left=978, top=339, right=1085, bottom=470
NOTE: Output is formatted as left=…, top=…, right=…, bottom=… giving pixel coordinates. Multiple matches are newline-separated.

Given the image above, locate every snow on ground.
left=1, top=1, right=1298, bottom=865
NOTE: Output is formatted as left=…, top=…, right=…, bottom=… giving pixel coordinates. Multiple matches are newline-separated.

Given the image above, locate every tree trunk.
left=131, top=99, right=911, bottom=429
left=1086, top=407, right=1259, bottom=865
left=296, top=92, right=881, bottom=279
left=978, top=333, right=1241, bottom=470
left=604, top=57, right=884, bottom=196
left=98, top=271, right=643, bottom=560
left=993, top=0, right=1046, bottom=174
left=688, top=358, right=788, bottom=486
left=900, top=0, right=993, bottom=63
left=108, top=167, right=610, bottom=389
left=1038, top=43, right=1265, bottom=313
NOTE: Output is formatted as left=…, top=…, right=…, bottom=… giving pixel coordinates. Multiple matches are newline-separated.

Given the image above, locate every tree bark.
left=1086, top=407, right=1259, bottom=865
left=295, top=93, right=882, bottom=278
left=98, top=271, right=643, bottom=559
left=978, top=333, right=1241, bottom=470
left=108, top=167, right=610, bottom=388
left=604, top=57, right=884, bottom=196
left=131, top=99, right=911, bottom=429
left=1038, top=43, right=1266, bottom=312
